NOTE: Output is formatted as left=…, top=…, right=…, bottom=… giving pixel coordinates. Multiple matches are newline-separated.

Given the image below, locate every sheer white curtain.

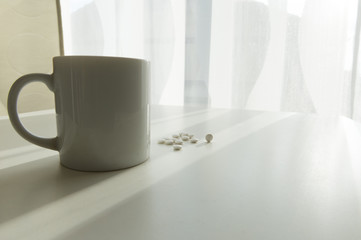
left=60, top=0, right=361, bottom=120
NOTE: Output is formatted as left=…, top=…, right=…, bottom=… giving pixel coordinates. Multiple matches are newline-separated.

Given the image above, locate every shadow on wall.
left=0, top=0, right=62, bottom=116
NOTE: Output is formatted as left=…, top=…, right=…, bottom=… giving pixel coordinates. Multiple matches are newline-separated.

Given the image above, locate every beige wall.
left=0, top=0, right=61, bottom=116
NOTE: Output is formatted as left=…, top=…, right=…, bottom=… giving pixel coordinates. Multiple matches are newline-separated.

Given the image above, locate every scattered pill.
left=205, top=134, right=213, bottom=143
left=158, top=139, right=165, bottom=144
left=173, top=145, right=182, bottom=151
left=160, top=133, right=212, bottom=150
left=181, top=136, right=190, bottom=141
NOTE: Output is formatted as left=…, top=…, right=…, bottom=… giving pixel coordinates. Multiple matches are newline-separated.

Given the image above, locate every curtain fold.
left=60, top=0, right=361, bottom=120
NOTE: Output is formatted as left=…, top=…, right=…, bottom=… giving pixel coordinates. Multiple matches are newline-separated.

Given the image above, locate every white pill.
left=189, top=134, right=194, bottom=139
left=173, top=145, right=182, bottom=150
left=181, top=136, right=190, bottom=141
left=158, top=139, right=165, bottom=144
left=190, top=138, right=198, bottom=143
left=174, top=140, right=183, bottom=145
left=165, top=139, right=174, bottom=145
left=205, top=134, right=213, bottom=143
left=172, top=134, right=180, bottom=138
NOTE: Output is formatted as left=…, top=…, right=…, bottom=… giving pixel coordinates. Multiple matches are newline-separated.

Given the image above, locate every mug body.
left=53, top=56, right=150, bottom=171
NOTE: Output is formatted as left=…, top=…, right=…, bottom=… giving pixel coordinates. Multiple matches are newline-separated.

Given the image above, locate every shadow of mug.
left=0, top=155, right=120, bottom=224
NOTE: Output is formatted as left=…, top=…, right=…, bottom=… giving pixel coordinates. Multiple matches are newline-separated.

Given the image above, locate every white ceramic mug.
left=7, top=56, right=150, bottom=171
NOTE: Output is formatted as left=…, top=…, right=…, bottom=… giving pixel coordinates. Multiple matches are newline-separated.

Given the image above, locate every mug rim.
left=53, top=55, right=149, bottom=63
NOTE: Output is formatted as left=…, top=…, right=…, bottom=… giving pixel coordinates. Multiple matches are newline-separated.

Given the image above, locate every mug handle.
left=7, top=73, right=58, bottom=151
